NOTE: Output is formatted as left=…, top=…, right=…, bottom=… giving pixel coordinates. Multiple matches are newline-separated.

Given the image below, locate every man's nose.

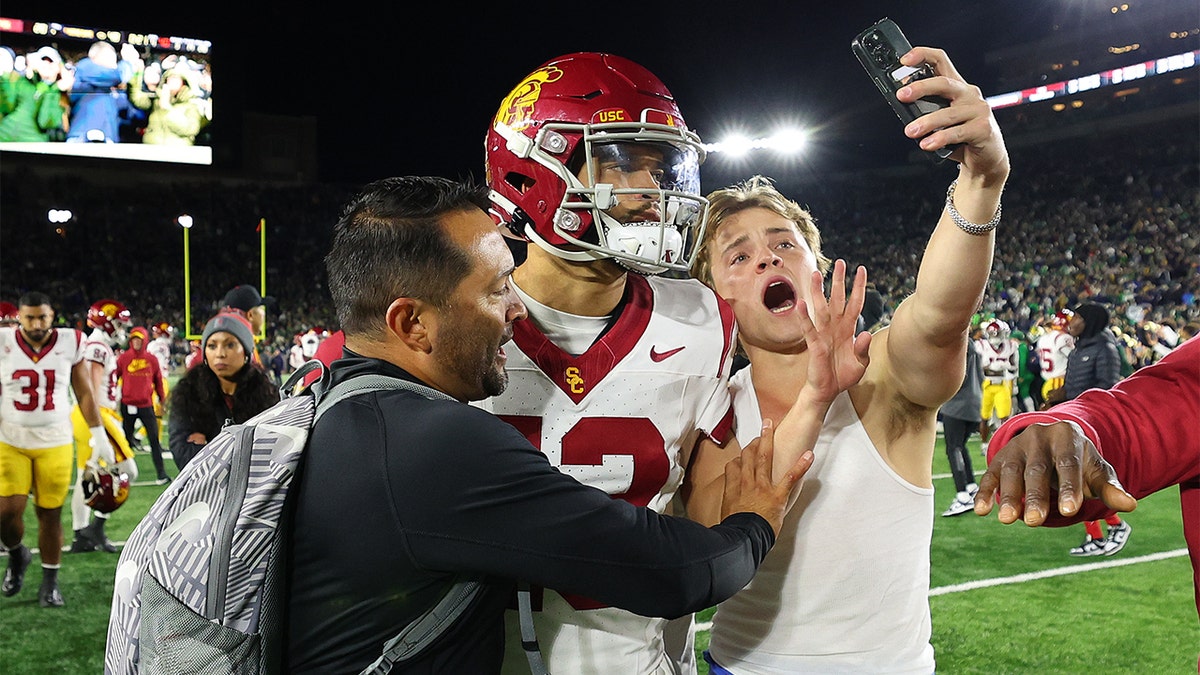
left=756, top=250, right=782, bottom=270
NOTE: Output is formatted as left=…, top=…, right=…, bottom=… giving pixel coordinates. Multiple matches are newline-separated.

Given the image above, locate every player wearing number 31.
left=0, top=291, right=112, bottom=608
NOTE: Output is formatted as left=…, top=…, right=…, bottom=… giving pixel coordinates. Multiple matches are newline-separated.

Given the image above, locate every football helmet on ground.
left=485, top=52, right=708, bottom=275
left=82, top=465, right=131, bottom=513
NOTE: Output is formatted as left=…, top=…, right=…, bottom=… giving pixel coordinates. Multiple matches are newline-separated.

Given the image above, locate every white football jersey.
left=977, top=337, right=1018, bottom=380
left=1035, top=330, right=1074, bottom=380
left=147, top=336, right=172, bottom=375
left=479, top=274, right=737, bottom=675
left=0, top=326, right=86, bottom=448
left=83, top=329, right=121, bottom=411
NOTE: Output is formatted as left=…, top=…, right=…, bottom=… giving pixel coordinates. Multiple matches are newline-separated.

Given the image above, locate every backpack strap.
left=518, top=582, right=550, bottom=674
left=356, top=579, right=484, bottom=675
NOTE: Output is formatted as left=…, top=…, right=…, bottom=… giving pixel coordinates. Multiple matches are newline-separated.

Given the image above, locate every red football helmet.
left=82, top=465, right=131, bottom=513
left=88, top=299, right=132, bottom=336
left=983, top=318, right=1011, bottom=345
left=151, top=321, right=174, bottom=338
left=485, top=52, right=708, bottom=275
left=1050, top=309, right=1074, bottom=331
left=0, top=301, right=17, bottom=325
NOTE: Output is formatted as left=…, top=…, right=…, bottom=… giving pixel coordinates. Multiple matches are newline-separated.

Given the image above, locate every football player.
left=481, top=53, right=737, bottom=674
left=1036, top=309, right=1075, bottom=407
left=977, top=318, right=1019, bottom=451
left=147, top=322, right=174, bottom=376
left=0, top=292, right=111, bottom=607
left=68, top=299, right=140, bottom=553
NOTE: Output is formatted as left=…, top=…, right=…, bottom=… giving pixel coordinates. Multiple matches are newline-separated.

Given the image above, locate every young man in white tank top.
left=688, top=43, right=1010, bottom=674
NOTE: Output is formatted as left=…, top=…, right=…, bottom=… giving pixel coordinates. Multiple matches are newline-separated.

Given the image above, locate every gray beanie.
left=202, top=312, right=256, bottom=362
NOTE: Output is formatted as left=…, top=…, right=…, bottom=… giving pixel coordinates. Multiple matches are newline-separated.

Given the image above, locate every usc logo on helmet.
left=565, top=366, right=584, bottom=394
left=495, top=66, right=563, bottom=132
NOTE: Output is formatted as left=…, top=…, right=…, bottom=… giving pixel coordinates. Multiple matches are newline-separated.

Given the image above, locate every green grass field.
left=2, top=432, right=1196, bottom=673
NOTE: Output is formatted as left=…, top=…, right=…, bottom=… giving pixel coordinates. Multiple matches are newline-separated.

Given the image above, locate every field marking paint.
left=928, top=548, right=1189, bottom=596
left=692, top=548, right=1188, bottom=631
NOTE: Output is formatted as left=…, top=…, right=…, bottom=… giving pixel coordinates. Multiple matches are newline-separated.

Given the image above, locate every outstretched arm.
left=976, top=337, right=1200, bottom=525
left=974, top=420, right=1137, bottom=526
left=884, top=46, right=1010, bottom=409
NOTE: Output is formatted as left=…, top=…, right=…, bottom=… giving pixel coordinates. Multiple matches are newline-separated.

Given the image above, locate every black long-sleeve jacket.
left=1063, top=329, right=1121, bottom=400
left=285, top=354, right=775, bottom=673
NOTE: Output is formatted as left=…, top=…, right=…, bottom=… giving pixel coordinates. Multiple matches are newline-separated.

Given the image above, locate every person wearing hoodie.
left=115, top=326, right=170, bottom=483
left=1046, top=302, right=1131, bottom=557
left=126, top=58, right=206, bottom=146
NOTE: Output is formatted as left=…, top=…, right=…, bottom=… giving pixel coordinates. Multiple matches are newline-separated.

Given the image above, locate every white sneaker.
left=941, top=493, right=974, bottom=517
left=1069, top=536, right=1107, bottom=557
left=1103, top=521, right=1132, bottom=556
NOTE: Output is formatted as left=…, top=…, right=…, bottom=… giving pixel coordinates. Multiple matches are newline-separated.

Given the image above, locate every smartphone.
left=852, top=17, right=955, bottom=161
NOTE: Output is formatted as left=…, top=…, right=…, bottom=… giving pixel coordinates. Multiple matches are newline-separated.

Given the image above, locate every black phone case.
left=852, top=17, right=953, bottom=160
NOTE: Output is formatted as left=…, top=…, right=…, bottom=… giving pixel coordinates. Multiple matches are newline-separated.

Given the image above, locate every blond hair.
left=691, top=175, right=829, bottom=286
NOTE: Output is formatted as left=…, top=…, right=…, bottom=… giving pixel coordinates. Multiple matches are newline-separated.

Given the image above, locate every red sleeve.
left=989, top=340, right=1200, bottom=617
left=989, top=338, right=1199, bottom=513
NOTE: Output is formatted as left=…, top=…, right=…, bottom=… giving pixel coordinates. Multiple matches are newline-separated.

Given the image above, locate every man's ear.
left=386, top=297, right=434, bottom=354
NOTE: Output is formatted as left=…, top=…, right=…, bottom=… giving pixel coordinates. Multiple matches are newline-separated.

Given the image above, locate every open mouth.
left=762, top=280, right=796, bottom=314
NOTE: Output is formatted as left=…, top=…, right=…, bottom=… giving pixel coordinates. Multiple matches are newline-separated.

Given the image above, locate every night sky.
left=0, top=2, right=1167, bottom=186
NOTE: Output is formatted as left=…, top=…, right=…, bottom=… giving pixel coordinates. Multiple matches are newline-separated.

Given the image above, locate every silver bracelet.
left=946, top=179, right=1001, bottom=235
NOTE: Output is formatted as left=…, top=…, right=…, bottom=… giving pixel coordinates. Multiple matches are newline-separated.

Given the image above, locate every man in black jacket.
left=285, top=176, right=828, bottom=673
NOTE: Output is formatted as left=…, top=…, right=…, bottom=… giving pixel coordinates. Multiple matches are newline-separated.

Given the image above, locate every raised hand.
left=795, top=259, right=871, bottom=408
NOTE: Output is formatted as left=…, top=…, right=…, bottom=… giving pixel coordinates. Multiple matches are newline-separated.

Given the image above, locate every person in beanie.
left=1048, top=302, right=1132, bottom=557
left=115, top=326, right=170, bottom=484
left=167, top=312, right=279, bottom=471
left=219, top=284, right=274, bottom=366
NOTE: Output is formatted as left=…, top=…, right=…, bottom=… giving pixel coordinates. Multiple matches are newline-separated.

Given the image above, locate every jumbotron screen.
left=0, top=16, right=213, bottom=165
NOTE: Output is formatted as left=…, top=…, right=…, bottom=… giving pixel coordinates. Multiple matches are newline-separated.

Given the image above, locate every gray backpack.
left=104, top=361, right=530, bottom=674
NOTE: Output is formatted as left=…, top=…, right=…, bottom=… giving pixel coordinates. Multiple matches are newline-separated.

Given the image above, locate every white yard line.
left=693, top=548, right=1189, bottom=631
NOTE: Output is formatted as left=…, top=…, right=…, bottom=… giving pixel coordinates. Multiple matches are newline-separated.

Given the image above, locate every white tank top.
left=709, top=369, right=936, bottom=674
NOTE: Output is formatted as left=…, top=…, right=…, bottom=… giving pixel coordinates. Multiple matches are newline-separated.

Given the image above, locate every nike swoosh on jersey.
left=649, top=345, right=686, bottom=362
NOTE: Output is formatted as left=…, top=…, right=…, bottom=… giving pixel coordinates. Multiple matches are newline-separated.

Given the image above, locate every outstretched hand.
left=721, top=419, right=815, bottom=538
left=973, top=421, right=1137, bottom=526
left=796, top=259, right=871, bottom=407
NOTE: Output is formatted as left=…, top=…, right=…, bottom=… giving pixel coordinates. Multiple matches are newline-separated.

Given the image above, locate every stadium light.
left=704, top=125, right=810, bottom=158
left=47, top=208, right=73, bottom=224
left=767, top=128, right=808, bottom=155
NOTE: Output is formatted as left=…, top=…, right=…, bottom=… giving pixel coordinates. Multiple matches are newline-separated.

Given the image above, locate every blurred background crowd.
left=2, top=113, right=1194, bottom=379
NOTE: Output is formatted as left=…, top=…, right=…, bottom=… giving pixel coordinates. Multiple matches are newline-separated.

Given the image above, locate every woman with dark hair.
left=167, top=312, right=279, bottom=471
left=1049, top=302, right=1131, bottom=557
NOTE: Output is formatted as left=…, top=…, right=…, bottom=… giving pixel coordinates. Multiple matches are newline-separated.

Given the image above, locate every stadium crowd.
left=1, top=115, right=1196, bottom=376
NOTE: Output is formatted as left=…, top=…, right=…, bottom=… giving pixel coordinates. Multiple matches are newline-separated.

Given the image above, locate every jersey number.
left=10, top=369, right=58, bottom=412
left=500, top=414, right=669, bottom=611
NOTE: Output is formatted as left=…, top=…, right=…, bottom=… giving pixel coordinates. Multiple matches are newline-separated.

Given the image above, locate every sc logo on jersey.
left=565, top=367, right=584, bottom=394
